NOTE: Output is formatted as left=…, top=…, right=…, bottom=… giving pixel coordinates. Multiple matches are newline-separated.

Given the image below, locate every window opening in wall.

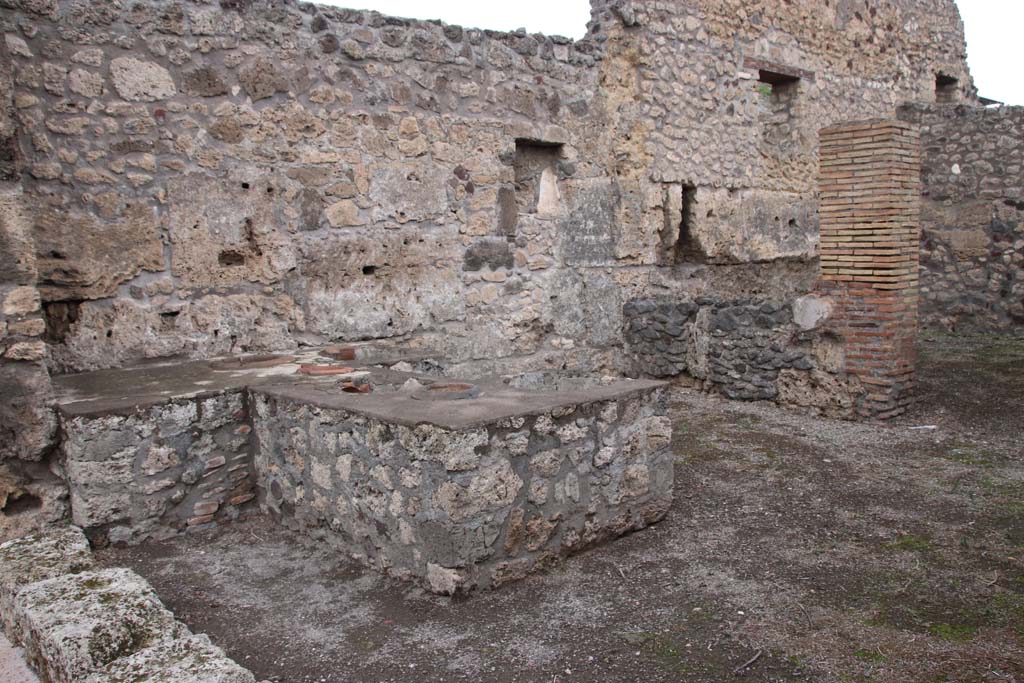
left=0, top=491, right=43, bottom=516
left=743, top=58, right=813, bottom=154
left=674, top=184, right=700, bottom=264
left=513, top=138, right=564, bottom=221
left=756, top=69, right=800, bottom=146
left=935, top=73, right=959, bottom=103
left=43, top=300, right=80, bottom=344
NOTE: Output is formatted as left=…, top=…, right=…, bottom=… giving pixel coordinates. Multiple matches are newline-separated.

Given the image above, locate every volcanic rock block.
left=13, top=568, right=187, bottom=683
left=109, top=58, right=176, bottom=102
left=83, top=634, right=256, bottom=683
left=0, top=526, right=93, bottom=644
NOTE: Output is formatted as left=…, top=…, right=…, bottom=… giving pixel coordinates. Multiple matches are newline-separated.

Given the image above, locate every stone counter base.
left=0, top=527, right=258, bottom=683
left=62, top=392, right=257, bottom=545
left=254, top=386, right=673, bottom=594
left=54, top=354, right=673, bottom=594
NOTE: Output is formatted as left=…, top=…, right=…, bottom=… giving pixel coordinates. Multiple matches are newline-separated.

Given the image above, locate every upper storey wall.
left=584, top=0, right=972, bottom=269
left=614, top=0, right=972, bottom=192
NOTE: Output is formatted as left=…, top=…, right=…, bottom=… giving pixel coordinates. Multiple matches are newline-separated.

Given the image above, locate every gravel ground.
left=97, top=333, right=1024, bottom=683
left=0, top=633, right=38, bottom=683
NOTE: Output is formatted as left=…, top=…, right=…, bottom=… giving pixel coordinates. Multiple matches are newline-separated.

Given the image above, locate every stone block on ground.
left=0, top=526, right=93, bottom=644
left=13, top=568, right=187, bottom=683
left=84, top=633, right=256, bottom=683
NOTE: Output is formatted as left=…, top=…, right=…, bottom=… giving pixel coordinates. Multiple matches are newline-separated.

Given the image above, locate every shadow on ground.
left=97, top=334, right=1024, bottom=683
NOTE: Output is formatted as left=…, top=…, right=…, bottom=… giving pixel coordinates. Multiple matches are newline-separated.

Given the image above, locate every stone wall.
left=606, top=0, right=970, bottom=281
left=0, top=0, right=975, bottom=383
left=900, top=103, right=1024, bottom=334
left=624, top=298, right=810, bottom=400
left=0, top=35, right=60, bottom=541
left=252, top=385, right=673, bottom=594
left=624, top=118, right=926, bottom=420
left=1, top=0, right=618, bottom=375
left=608, top=0, right=972, bottom=415
left=61, top=392, right=256, bottom=544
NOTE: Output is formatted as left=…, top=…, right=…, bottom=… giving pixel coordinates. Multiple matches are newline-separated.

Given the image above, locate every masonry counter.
left=52, top=351, right=673, bottom=594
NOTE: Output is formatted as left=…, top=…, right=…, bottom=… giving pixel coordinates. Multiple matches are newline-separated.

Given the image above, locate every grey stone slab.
left=83, top=634, right=256, bottom=683
left=0, top=526, right=93, bottom=644
left=14, top=568, right=187, bottom=683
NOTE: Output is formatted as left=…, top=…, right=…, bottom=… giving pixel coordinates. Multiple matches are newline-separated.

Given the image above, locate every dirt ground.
left=97, top=334, right=1024, bottom=683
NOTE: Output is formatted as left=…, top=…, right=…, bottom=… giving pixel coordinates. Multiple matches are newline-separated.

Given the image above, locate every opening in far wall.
left=513, top=139, right=564, bottom=219
left=674, top=184, right=700, bottom=264
left=743, top=57, right=813, bottom=152
left=756, top=70, right=800, bottom=146
left=936, top=73, right=959, bottom=103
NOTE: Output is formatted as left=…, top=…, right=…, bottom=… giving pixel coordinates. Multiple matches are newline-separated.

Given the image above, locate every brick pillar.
left=817, top=120, right=921, bottom=419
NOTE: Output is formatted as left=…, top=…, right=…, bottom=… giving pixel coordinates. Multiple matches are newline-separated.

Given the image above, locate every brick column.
left=817, top=120, right=921, bottom=419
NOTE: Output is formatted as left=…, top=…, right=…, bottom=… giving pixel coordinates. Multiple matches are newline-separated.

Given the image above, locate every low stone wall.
left=252, top=385, right=673, bottom=594
left=61, top=392, right=256, bottom=544
left=624, top=297, right=811, bottom=400
left=0, top=526, right=257, bottom=683
left=622, top=300, right=697, bottom=378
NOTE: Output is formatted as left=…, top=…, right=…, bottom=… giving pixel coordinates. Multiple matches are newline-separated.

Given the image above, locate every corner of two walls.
left=0, top=38, right=62, bottom=542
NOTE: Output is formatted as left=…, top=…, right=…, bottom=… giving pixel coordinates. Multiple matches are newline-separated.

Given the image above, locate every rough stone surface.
left=109, top=58, right=176, bottom=102
left=83, top=634, right=256, bottom=683
left=0, top=526, right=259, bottom=683
left=0, top=460, right=69, bottom=544
left=61, top=392, right=255, bottom=543
left=0, top=0, right=977, bottom=376
left=0, top=526, right=93, bottom=643
left=792, top=294, right=833, bottom=331
left=13, top=568, right=187, bottom=683
left=0, top=0, right=1011, bottom=585
left=624, top=297, right=815, bottom=401
left=253, top=375, right=673, bottom=593
left=900, top=104, right=1024, bottom=334
left=0, top=181, right=56, bottom=534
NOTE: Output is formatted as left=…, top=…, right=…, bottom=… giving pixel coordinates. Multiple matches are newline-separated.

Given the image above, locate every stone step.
left=0, top=527, right=94, bottom=645
left=13, top=568, right=188, bottom=683
left=83, top=634, right=256, bottom=683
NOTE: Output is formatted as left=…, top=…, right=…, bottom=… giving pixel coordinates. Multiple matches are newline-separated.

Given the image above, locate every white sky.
left=957, top=0, right=1022, bottom=105
left=319, top=0, right=591, bottom=39
left=320, top=0, right=1022, bottom=106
